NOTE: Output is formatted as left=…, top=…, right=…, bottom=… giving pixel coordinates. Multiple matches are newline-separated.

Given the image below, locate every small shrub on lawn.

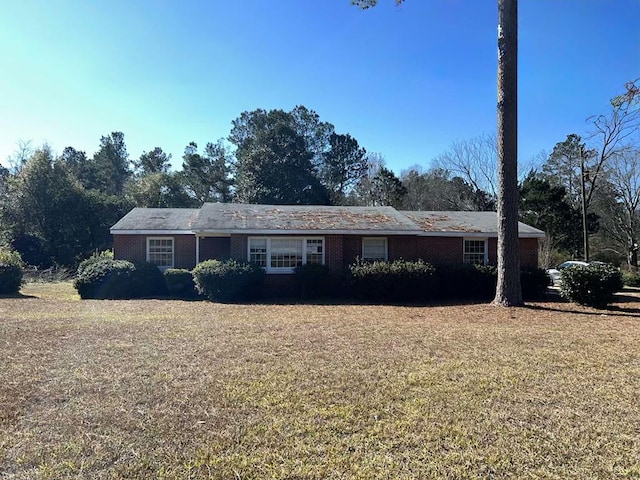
left=560, top=263, right=623, bottom=308
left=623, top=270, right=640, bottom=287
left=347, top=259, right=436, bottom=302
left=74, top=259, right=136, bottom=299
left=0, top=247, right=24, bottom=295
left=520, top=266, right=551, bottom=300
left=192, top=259, right=265, bottom=302
left=294, top=263, right=332, bottom=299
left=165, top=268, right=198, bottom=298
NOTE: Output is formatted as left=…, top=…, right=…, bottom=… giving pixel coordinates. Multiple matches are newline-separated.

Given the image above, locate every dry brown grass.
left=1, top=282, right=640, bottom=479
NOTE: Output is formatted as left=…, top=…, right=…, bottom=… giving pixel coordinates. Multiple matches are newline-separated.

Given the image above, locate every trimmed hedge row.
left=73, top=255, right=553, bottom=304
left=192, top=259, right=265, bottom=302
left=165, top=268, right=198, bottom=298
left=347, top=259, right=436, bottom=302
left=347, top=261, right=550, bottom=303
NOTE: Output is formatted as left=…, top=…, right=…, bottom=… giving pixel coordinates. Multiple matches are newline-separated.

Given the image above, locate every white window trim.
left=362, top=237, right=388, bottom=261
left=146, top=236, right=174, bottom=270
left=248, top=237, right=325, bottom=274
left=463, top=238, right=488, bottom=265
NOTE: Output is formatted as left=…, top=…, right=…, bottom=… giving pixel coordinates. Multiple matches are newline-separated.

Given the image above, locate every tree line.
left=0, top=105, right=492, bottom=268
left=1, top=81, right=638, bottom=269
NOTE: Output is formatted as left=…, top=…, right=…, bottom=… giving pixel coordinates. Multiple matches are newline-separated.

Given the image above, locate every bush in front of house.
left=74, top=258, right=168, bottom=299
left=347, top=259, right=436, bottom=302
left=434, top=264, right=497, bottom=300
left=560, top=263, right=623, bottom=308
left=431, top=264, right=550, bottom=302
left=0, top=247, right=24, bottom=295
left=192, top=259, right=265, bottom=302
left=74, top=258, right=136, bottom=299
left=130, top=261, right=168, bottom=298
left=520, top=266, right=551, bottom=300
left=164, top=268, right=198, bottom=298
left=294, top=263, right=333, bottom=299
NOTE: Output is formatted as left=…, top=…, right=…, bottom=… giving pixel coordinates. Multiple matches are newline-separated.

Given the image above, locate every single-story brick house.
left=110, top=203, right=544, bottom=281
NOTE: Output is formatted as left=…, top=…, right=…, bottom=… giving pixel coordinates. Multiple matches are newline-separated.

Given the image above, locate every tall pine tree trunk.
left=493, top=0, right=523, bottom=306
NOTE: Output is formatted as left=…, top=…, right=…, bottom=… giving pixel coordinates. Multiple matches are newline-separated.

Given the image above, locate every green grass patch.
left=1, top=283, right=640, bottom=478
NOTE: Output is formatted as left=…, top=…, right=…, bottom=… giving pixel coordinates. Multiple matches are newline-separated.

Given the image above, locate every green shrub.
left=74, top=258, right=169, bottom=299
left=520, top=266, right=551, bottom=300
left=434, top=264, right=497, bottom=300
left=347, top=259, right=436, bottom=302
left=192, top=259, right=265, bottom=302
left=560, top=263, right=623, bottom=308
left=294, top=263, right=332, bottom=299
left=0, top=247, right=24, bottom=295
left=165, top=268, right=198, bottom=298
left=623, top=271, right=640, bottom=287
left=73, top=259, right=136, bottom=299
left=77, top=250, right=114, bottom=276
left=130, top=262, right=168, bottom=298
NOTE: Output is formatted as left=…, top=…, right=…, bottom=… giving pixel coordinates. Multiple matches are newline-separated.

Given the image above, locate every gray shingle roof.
left=110, top=204, right=545, bottom=237
left=401, top=211, right=545, bottom=237
left=110, top=208, right=200, bottom=232
left=193, top=203, right=421, bottom=233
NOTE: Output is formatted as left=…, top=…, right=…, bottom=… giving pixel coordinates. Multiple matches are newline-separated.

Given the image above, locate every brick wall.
left=113, top=234, right=196, bottom=269
left=199, top=237, right=231, bottom=263
left=114, top=233, right=540, bottom=271
left=174, top=236, right=197, bottom=269
left=390, top=237, right=463, bottom=264
left=230, top=235, right=248, bottom=261
left=519, top=238, right=539, bottom=267
left=113, top=235, right=146, bottom=263
left=324, top=235, right=343, bottom=272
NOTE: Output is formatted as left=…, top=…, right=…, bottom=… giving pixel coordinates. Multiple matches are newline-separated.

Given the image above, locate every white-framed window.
left=362, top=237, right=388, bottom=261
left=147, top=237, right=174, bottom=269
left=463, top=238, right=488, bottom=265
left=248, top=237, right=325, bottom=273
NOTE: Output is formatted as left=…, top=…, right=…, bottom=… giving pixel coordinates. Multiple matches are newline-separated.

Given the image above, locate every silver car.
left=546, top=261, right=589, bottom=286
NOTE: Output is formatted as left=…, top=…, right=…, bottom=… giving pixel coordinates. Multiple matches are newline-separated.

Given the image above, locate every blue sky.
left=0, top=0, right=638, bottom=175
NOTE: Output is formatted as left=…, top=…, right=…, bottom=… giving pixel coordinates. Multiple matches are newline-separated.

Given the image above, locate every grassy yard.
left=1, top=282, right=640, bottom=479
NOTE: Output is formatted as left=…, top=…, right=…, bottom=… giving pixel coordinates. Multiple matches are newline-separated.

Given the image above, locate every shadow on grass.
left=0, top=292, right=37, bottom=299
left=524, top=289, right=640, bottom=318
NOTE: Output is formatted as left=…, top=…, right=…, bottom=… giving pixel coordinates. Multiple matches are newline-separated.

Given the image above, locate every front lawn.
left=1, top=282, right=640, bottom=479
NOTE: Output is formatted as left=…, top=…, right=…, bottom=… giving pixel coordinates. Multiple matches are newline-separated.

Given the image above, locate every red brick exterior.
left=199, top=237, right=231, bottom=262
left=114, top=234, right=539, bottom=271
left=519, top=238, right=539, bottom=267
left=113, top=234, right=196, bottom=269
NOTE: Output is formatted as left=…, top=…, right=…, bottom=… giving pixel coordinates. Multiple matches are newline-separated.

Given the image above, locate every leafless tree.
left=596, top=149, right=640, bottom=267
left=7, top=140, right=34, bottom=175
left=432, top=133, right=499, bottom=200
left=586, top=79, right=640, bottom=209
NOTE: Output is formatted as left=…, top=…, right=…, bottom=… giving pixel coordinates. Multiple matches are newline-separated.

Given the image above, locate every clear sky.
left=0, top=0, right=638, bottom=175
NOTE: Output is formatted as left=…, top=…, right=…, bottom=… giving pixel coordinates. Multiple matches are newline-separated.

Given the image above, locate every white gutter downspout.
left=195, top=234, right=200, bottom=266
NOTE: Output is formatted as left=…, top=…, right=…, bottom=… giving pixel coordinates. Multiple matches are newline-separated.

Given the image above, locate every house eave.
left=415, top=231, right=545, bottom=238
left=110, top=228, right=545, bottom=239
left=110, top=229, right=195, bottom=235
left=196, top=229, right=422, bottom=236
